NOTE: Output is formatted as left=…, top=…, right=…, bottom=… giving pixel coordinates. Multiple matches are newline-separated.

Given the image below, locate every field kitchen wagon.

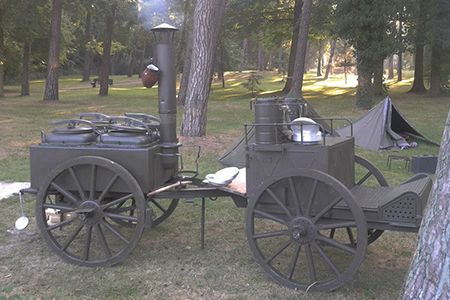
left=20, top=24, right=433, bottom=292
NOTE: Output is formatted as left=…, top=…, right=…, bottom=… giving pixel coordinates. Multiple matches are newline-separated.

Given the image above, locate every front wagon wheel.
left=35, top=156, right=146, bottom=267
left=245, top=169, right=367, bottom=292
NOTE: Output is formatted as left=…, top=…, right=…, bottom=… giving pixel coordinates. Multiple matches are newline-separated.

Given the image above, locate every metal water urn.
left=254, top=97, right=284, bottom=144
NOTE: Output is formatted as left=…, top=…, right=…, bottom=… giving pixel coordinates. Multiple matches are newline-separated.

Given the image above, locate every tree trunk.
left=409, top=44, right=426, bottom=93
left=282, top=0, right=302, bottom=93
left=266, top=49, right=273, bottom=70
left=356, top=54, right=374, bottom=109
left=257, top=42, right=264, bottom=71
left=43, top=0, right=62, bottom=101
left=287, top=0, right=312, bottom=98
left=402, top=108, right=450, bottom=299
left=429, top=40, right=442, bottom=96
left=0, top=63, right=3, bottom=98
left=316, top=40, right=323, bottom=77
left=99, top=4, right=117, bottom=97
left=409, top=0, right=427, bottom=93
left=217, top=40, right=225, bottom=88
left=177, top=29, right=193, bottom=106
left=177, top=2, right=196, bottom=106
left=397, top=52, right=402, bottom=81
left=81, top=9, right=92, bottom=82
left=239, top=38, right=248, bottom=73
left=373, top=58, right=384, bottom=96
left=181, top=0, right=226, bottom=136
left=21, top=41, right=31, bottom=96
left=0, top=7, right=5, bottom=98
left=176, top=0, right=195, bottom=73
left=324, top=39, right=336, bottom=80
left=127, top=52, right=135, bottom=77
left=138, top=42, right=146, bottom=79
left=388, top=55, right=394, bottom=79
left=397, top=17, right=403, bottom=82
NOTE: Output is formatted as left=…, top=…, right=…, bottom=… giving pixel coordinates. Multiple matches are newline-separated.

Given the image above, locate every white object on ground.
left=0, top=182, right=30, bottom=200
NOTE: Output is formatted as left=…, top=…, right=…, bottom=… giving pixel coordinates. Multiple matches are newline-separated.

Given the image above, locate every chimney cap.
left=151, top=23, right=179, bottom=32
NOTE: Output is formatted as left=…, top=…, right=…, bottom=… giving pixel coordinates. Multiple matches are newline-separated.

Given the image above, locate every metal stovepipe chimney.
left=151, top=23, right=180, bottom=169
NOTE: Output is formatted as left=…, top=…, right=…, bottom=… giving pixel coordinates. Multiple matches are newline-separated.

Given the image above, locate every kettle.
left=291, top=117, right=322, bottom=143
left=141, top=64, right=159, bottom=88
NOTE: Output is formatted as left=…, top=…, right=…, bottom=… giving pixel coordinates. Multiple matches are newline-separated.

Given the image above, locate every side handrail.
left=312, top=117, right=353, bottom=136
left=244, top=122, right=327, bottom=146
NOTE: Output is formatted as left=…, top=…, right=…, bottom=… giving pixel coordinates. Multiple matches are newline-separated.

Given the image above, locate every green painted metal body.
left=30, top=142, right=177, bottom=194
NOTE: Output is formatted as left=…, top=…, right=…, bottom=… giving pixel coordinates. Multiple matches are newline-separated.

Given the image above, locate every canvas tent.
left=336, top=97, right=439, bottom=151
left=219, top=99, right=331, bottom=168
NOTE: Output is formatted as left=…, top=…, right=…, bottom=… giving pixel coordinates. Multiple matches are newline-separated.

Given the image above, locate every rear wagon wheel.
left=245, top=169, right=367, bottom=292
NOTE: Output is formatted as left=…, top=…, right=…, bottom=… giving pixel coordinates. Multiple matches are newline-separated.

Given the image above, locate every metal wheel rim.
left=36, top=156, right=146, bottom=267
left=354, top=155, right=387, bottom=244
left=149, top=198, right=179, bottom=226
left=245, top=169, right=367, bottom=292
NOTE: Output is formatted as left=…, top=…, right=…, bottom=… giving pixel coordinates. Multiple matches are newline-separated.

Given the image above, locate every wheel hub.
left=289, top=217, right=316, bottom=244
left=75, top=201, right=103, bottom=225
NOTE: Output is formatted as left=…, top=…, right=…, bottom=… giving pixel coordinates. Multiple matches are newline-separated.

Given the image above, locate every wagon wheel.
left=355, top=155, right=387, bottom=244
left=36, top=156, right=146, bottom=267
left=109, top=197, right=178, bottom=227
left=329, top=155, right=387, bottom=246
left=148, top=198, right=179, bottom=226
left=246, top=169, right=367, bottom=292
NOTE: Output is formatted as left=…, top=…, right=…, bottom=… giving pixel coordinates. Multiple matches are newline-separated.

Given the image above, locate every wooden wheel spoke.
left=102, top=220, right=130, bottom=244
left=305, top=244, right=317, bottom=282
left=102, top=193, right=134, bottom=209
left=253, top=209, right=287, bottom=225
left=312, top=196, right=343, bottom=223
left=89, top=164, right=97, bottom=200
left=288, top=177, right=302, bottom=216
left=83, top=225, right=93, bottom=260
left=316, top=234, right=357, bottom=255
left=46, top=195, right=55, bottom=204
left=150, top=199, right=167, bottom=213
left=288, top=244, right=301, bottom=280
left=69, top=167, right=86, bottom=201
left=96, top=224, right=112, bottom=258
left=105, top=206, right=136, bottom=214
left=46, top=217, right=76, bottom=231
left=97, top=175, right=119, bottom=203
left=43, top=203, right=76, bottom=212
left=50, top=182, right=80, bottom=206
left=317, top=221, right=356, bottom=230
left=264, top=240, right=292, bottom=264
left=329, top=228, right=335, bottom=239
left=104, top=212, right=138, bottom=223
left=346, top=227, right=356, bottom=246
left=61, top=222, right=85, bottom=251
left=356, top=171, right=372, bottom=185
left=305, top=180, right=318, bottom=217
left=266, top=188, right=293, bottom=219
left=253, top=230, right=288, bottom=240
left=312, top=242, right=341, bottom=276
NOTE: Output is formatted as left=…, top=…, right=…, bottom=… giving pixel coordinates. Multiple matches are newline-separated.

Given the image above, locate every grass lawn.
left=0, top=71, right=448, bottom=299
